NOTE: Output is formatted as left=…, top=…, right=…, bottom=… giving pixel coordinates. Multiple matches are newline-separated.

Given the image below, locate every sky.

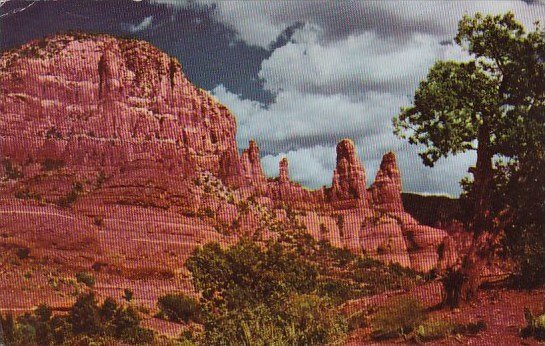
left=2, top=0, right=544, bottom=196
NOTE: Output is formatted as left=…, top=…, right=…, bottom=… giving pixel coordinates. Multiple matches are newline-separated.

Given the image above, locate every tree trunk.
left=443, top=122, right=494, bottom=308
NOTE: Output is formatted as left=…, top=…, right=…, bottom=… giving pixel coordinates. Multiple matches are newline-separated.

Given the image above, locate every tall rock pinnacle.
left=240, top=140, right=266, bottom=184
left=330, top=139, right=368, bottom=203
left=370, top=152, right=404, bottom=211
left=278, top=157, right=289, bottom=183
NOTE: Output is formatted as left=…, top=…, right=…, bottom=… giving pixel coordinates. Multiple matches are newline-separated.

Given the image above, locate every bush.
left=2, top=293, right=155, bottom=344
left=317, top=278, right=356, bottom=304
left=76, top=271, right=96, bottom=288
left=371, top=297, right=426, bottom=339
left=203, top=296, right=347, bottom=346
left=186, top=240, right=317, bottom=310
left=454, top=319, right=487, bottom=335
left=415, top=319, right=455, bottom=341
left=283, top=294, right=348, bottom=345
left=69, top=292, right=102, bottom=335
left=123, top=288, right=134, bottom=302
left=186, top=240, right=352, bottom=345
left=521, top=308, right=545, bottom=341
left=347, top=310, right=371, bottom=331
left=42, top=158, right=65, bottom=171
left=15, top=247, right=30, bottom=260
left=157, top=293, right=201, bottom=323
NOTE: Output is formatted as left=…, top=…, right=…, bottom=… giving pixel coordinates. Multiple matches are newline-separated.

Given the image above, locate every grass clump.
left=415, top=319, right=456, bottom=341
left=371, top=297, right=426, bottom=340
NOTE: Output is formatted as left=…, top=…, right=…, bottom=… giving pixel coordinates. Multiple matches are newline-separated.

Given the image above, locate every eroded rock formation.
left=370, top=152, right=404, bottom=212
left=329, top=139, right=368, bottom=203
left=0, top=33, right=455, bottom=272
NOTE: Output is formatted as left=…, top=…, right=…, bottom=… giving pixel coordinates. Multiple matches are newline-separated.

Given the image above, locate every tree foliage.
left=185, top=239, right=349, bottom=345
left=186, top=239, right=318, bottom=312
left=0, top=293, right=155, bottom=345
left=393, top=11, right=545, bottom=300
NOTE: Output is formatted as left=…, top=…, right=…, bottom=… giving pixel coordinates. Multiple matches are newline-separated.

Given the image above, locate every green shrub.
left=57, top=182, right=84, bottom=207
left=99, top=297, right=118, bottom=322
left=2, top=159, right=22, bottom=180
left=203, top=305, right=291, bottom=345
left=186, top=240, right=317, bottom=311
left=371, top=297, right=426, bottom=339
left=1, top=313, right=16, bottom=343
left=347, top=310, right=370, bottom=331
left=69, top=292, right=102, bottom=335
left=203, top=296, right=347, bottom=346
left=157, top=293, right=201, bottom=323
left=454, top=319, right=487, bottom=335
left=123, top=288, right=134, bottom=302
left=93, top=217, right=104, bottom=227
left=42, top=158, right=65, bottom=171
left=521, top=308, right=545, bottom=340
left=15, top=247, right=30, bottom=260
left=283, top=294, right=348, bottom=345
left=186, top=240, right=352, bottom=345
left=317, top=278, right=356, bottom=304
left=415, top=319, right=455, bottom=341
left=76, top=271, right=96, bottom=288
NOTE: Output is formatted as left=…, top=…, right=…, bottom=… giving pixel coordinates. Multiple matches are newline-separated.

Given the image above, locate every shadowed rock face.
left=0, top=33, right=456, bottom=274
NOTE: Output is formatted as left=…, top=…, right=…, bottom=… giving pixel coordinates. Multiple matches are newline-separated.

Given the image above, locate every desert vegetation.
left=0, top=293, right=155, bottom=345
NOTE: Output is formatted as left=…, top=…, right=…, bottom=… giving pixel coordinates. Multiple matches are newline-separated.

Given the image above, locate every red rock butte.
left=0, top=33, right=456, bottom=279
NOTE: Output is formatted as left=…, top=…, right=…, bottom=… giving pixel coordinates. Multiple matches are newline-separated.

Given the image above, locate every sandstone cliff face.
left=0, top=33, right=237, bottom=185
left=0, top=33, right=455, bottom=273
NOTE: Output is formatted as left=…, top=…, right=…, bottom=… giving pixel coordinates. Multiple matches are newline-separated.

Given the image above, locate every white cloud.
left=204, top=1, right=542, bottom=196
left=212, top=85, right=405, bottom=153
left=127, top=15, right=154, bottom=33
left=259, top=26, right=463, bottom=95
left=261, top=145, right=335, bottom=188
left=151, top=1, right=545, bottom=48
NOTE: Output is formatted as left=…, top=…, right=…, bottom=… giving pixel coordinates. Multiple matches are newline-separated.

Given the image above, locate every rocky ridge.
left=0, top=33, right=456, bottom=278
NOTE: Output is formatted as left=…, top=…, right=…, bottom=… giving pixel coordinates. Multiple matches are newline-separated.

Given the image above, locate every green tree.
left=394, top=12, right=545, bottom=307
left=186, top=240, right=317, bottom=312
left=69, top=292, right=102, bottom=335
left=157, top=293, right=201, bottom=323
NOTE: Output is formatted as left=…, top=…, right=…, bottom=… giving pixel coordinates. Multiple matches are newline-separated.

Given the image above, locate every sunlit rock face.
left=0, top=33, right=238, bottom=182
left=0, top=33, right=455, bottom=272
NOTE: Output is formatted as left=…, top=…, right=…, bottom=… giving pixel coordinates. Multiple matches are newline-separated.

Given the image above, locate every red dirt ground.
left=345, top=282, right=544, bottom=345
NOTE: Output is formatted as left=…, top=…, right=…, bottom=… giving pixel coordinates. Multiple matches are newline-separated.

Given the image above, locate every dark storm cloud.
left=0, top=0, right=274, bottom=102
